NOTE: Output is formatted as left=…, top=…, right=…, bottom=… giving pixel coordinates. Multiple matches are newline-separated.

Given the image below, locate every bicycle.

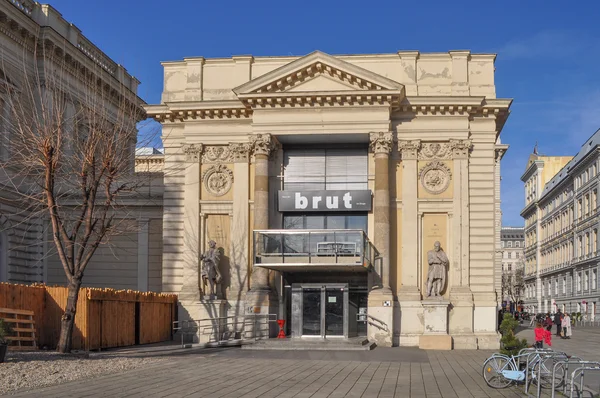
left=482, top=348, right=567, bottom=389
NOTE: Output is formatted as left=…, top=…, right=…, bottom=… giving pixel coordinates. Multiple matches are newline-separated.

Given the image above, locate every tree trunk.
left=56, top=279, right=82, bottom=353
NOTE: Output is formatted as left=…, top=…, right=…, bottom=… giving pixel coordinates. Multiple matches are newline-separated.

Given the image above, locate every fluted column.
left=398, top=139, right=421, bottom=300
left=179, top=143, right=203, bottom=301
left=370, top=132, right=393, bottom=291
left=249, top=134, right=278, bottom=290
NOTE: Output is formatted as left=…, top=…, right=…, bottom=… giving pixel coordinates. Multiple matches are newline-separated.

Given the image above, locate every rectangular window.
left=577, top=272, right=582, bottom=292
left=563, top=277, right=567, bottom=294
left=593, top=270, right=597, bottom=290
left=283, top=147, right=368, bottom=190
left=555, top=280, right=558, bottom=295
left=585, top=271, right=590, bottom=290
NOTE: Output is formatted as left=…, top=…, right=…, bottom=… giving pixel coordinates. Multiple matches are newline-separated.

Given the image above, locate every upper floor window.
left=577, top=272, right=582, bottom=292
left=563, top=277, right=567, bottom=294
left=593, top=269, right=597, bottom=290
left=584, top=271, right=590, bottom=290
left=515, top=241, right=520, bottom=248
left=508, top=252, right=512, bottom=259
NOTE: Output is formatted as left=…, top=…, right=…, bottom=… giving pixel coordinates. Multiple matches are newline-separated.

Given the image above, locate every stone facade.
left=0, top=1, right=163, bottom=291
left=521, top=131, right=600, bottom=320
left=147, top=49, right=512, bottom=349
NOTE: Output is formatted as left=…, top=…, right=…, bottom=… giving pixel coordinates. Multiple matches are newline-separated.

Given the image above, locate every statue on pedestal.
left=426, top=241, right=448, bottom=297
left=200, top=240, right=222, bottom=299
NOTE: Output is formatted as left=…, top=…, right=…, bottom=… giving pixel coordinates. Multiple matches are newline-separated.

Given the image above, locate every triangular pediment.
left=233, top=50, right=404, bottom=97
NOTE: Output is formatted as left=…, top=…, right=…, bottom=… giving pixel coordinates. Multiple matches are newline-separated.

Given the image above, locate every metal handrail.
left=356, top=313, right=388, bottom=332
left=173, top=314, right=278, bottom=348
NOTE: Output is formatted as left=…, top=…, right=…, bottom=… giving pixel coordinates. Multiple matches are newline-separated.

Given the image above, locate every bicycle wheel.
left=483, top=356, right=516, bottom=389
left=536, top=359, right=565, bottom=389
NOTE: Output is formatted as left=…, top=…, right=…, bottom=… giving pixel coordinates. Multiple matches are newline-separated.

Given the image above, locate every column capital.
left=250, top=133, right=279, bottom=158
left=369, top=131, right=393, bottom=155
left=229, top=142, right=252, bottom=163
left=183, top=143, right=204, bottom=162
left=398, top=139, right=421, bottom=160
left=449, top=139, right=472, bottom=159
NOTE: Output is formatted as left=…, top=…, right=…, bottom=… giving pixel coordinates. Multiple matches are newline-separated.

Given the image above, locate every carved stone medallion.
left=202, top=164, right=233, bottom=196
left=419, top=161, right=452, bottom=195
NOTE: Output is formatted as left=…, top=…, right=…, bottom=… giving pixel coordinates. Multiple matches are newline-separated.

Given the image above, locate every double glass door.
left=293, top=284, right=347, bottom=338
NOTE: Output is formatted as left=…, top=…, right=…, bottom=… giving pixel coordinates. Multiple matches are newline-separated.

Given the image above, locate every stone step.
left=241, top=337, right=376, bottom=351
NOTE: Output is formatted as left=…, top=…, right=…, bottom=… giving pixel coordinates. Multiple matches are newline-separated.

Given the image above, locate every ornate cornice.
left=398, top=140, right=421, bottom=160
left=183, top=143, right=203, bottom=162
left=369, top=132, right=393, bottom=155
left=250, top=134, right=279, bottom=158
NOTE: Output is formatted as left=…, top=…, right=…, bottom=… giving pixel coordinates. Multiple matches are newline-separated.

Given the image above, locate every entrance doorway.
left=292, top=284, right=348, bottom=338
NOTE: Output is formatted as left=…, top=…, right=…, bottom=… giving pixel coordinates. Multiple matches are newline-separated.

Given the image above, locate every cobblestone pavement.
left=7, top=348, right=526, bottom=398
left=5, top=328, right=600, bottom=398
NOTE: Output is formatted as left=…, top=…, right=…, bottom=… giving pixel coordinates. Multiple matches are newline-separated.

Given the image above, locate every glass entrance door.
left=325, top=288, right=344, bottom=336
left=294, top=284, right=348, bottom=338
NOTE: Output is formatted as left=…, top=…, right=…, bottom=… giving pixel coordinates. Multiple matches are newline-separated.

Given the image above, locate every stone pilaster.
left=448, top=139, right=476, bottom=349
left=179, top=143, right=204, bottom=301
left=367, top=132, right=394, bottom=347
left=246, top=134, right=279, bottom=335
left=397, top=139, right=423, bottom=347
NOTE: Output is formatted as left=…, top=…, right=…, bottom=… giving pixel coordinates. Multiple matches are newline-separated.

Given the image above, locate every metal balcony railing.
left=253, top=229, right=379, bottom=270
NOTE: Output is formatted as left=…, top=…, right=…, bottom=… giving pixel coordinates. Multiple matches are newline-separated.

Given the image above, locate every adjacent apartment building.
left=500, top=226, right=524, bottom=311
left=146, top=49, right=512, bottom=348
left=521, top=131, right=600, bottom=320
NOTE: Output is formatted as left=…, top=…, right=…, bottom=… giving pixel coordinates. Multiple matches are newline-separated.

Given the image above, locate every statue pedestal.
left=178, top=299, right=227, bottom=345
left=419, top=298, right=452, bottom=350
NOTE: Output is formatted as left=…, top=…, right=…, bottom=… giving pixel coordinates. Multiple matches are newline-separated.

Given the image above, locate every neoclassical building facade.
left=522, top=131, right=600, bottom=320
left=146, top=50, right=511, bottom=348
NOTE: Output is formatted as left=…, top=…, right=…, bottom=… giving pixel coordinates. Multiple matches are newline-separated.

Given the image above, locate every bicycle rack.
left=569, top=366, right=600, bottom=398
left=532, top=352, right=571, bottom=398
left=524, top=349, right=559, bottom=395
left=549, top=357, right=590, bottom=398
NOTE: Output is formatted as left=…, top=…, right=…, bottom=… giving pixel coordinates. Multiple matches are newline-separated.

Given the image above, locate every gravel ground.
left=0, top=351, right=168, bottom=395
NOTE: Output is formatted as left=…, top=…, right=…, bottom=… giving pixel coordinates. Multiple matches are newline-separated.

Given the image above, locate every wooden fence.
left=0, top=283, right=177, bottom=351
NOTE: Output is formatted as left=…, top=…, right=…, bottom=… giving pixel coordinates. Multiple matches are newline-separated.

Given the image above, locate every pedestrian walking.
left=555, top=310, right=563, bottom=336
left=561, top=313, right=572, bottom=339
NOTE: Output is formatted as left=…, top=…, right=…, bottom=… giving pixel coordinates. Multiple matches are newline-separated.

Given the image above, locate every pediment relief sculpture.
left=419, top=161, right=452, bottom=195
left=418, top=142, right=452, bottom=160
left=202, top=146, right=231, bottom=164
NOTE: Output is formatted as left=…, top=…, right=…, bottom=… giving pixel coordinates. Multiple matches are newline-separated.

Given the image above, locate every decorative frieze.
left=202, top=164, right=233, bottom=197
left=418, top=142, right=452, bottom=160
left=398, top=140, right=421, bottom=160
left=369, top=132, right=393, bottom=155
left=202, top=146, right=231, bottom=164
left=183, top=144, right=203, bottom=162
left=419, top=161, right=452, bottom=195
left=250, top=133, right=279, bottom=158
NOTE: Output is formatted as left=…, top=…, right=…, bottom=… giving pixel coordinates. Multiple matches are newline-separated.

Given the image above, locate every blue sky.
left=47, top=0, right=600, bottom=226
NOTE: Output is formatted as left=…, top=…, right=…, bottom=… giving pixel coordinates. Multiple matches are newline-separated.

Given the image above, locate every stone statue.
left=426, top=241, right=448, bottom=297
left=200, top=240, right=222, bottom=298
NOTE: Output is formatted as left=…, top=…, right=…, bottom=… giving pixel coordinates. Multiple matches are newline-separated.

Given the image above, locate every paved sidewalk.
left=7, top=348, right=525, bottom=398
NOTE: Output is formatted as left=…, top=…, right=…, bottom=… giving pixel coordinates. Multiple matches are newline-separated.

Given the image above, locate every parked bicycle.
left=482, top=348, right=567, bottom=389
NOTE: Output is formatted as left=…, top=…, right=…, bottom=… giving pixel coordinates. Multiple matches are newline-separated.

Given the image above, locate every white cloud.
left=496, top=30, right=591, bottom=61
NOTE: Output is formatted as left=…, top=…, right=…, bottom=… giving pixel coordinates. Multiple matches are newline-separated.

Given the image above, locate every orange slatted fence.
left=0, top=283, right=177, bottom=351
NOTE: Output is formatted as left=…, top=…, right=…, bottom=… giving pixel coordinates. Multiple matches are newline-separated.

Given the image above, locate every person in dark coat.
left=554, top=310, right=562, bottom=336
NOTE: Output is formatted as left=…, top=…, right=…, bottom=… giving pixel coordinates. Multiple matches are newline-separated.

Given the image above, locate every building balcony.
left=253, top=229, right=379, bottom=272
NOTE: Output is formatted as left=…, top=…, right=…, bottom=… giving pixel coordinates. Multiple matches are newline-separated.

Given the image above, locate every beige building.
left=500, top=226, right=524, bottom=309
left=522, top=132, right=600, bottom=320
left=146, top=49, right=512, bottom=349
left=0, top=1, right=163, bottom=292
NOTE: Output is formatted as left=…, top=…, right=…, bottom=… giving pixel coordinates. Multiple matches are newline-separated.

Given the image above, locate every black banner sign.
left=278, top=190, right=372, bottom=212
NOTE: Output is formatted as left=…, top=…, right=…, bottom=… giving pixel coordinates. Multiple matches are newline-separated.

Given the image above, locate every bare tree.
left=501, top=265, right=525, bottom=310
left=0, top=40, right=146, bottom=352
